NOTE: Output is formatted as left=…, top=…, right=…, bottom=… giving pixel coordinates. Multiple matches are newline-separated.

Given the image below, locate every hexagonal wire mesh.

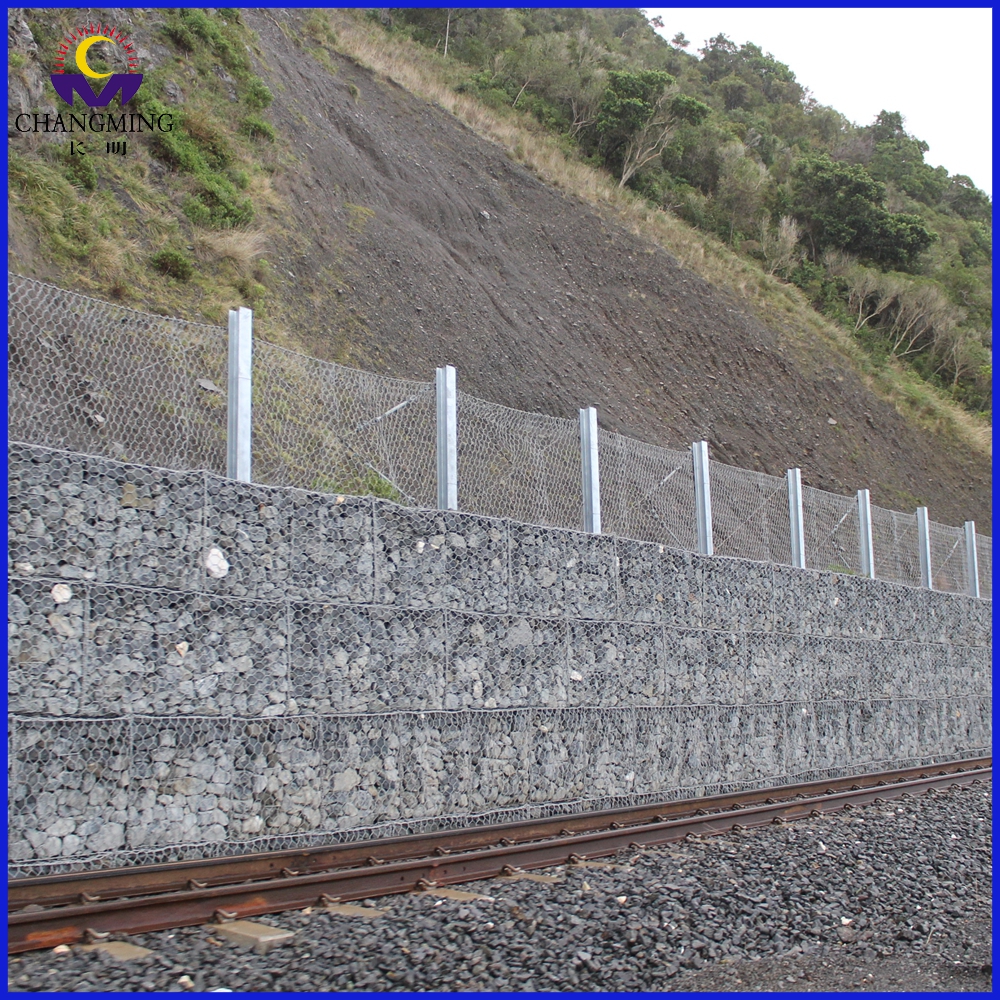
left=869, top=505, right=922, bottom=588
left=928, top=520, right=969, bottom=596
left=9, top=274, right=229, bottom=474
left=456, top=391, right=583, bottom=529
left=251, top=340, right=436, bottom=505
left=710, top=461, right=792, bottom=565
left=7, top=274, right=989, bottom=598
left=598, top=431, right=697, bottom=551
left=975, top=534, right=991, bottom=599
left=801, top=484, right=861, bottom=575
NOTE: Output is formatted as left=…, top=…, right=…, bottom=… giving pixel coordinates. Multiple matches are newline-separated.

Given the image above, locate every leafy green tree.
left=595, top=69, right=675, bottom=186
left=790, top=155, right=935, bottom=269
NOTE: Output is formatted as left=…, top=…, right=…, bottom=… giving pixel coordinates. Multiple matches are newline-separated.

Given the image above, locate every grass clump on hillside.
left=10, top=7, right=284, bottom=322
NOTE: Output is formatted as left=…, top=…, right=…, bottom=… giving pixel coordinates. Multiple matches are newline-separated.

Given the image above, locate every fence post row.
left=692, top=440, right=714, bottom=557
left=916, top=506, right=932, bottom=590
left=226, top=306, right=253, bottom=483
left=964, top=521, right=980, bottom=598
left=219, top=334, right=983, bottom=591
left=436, top=364, right=458, bottom=511
left=786, top=468, right=806, bottom=569
left=579, top=406, right=601, bottom=534
left=857, top=488, right=875, bottom=580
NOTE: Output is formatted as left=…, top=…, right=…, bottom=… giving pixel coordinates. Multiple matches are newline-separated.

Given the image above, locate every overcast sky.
left=644, top=7, right=993, bottom=196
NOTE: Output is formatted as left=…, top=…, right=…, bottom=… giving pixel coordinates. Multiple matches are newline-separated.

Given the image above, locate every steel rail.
left=8, top=759, right=989, bottom=953
left=10, top=757, right=989, bottom=911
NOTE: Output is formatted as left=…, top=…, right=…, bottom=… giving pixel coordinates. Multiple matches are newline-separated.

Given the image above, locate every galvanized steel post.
left=579, top=406, right=601, bottom=534
left=964, top=521, right=980, bottom=598
left=786, top=468, right=806, bottom=569
left=857, top=488, right=875, bottom=580
left=916, top=506, right=932, bottom=589
left=436, top=364, right=458, bottom=511
left=226, top=306, right=253, bottom=482
left=692, top=440, right=714, bottom=556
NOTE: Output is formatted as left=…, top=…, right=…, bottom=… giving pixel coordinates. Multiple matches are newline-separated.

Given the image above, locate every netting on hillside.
left=928, top=520, right=969, bottom=596
left=6, top=274, right=990, bottom=597
left=801, top=485, right=861, bottom=575
left=457, top=393, right=582, bottom=530
left=870, top=506, right=922, bottom=588
left=8, top=274, right=228, bottom=474
left=598, top=432, right=697, bottom=551
left=710, top=462, right=792, bottom=565
left=976, top=534, right=992, bottom=599
left=252, top=342, right=436, bottom=505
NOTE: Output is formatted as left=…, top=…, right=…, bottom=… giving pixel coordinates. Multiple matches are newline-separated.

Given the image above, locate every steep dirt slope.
left=239, top=12, right=988, bottom=528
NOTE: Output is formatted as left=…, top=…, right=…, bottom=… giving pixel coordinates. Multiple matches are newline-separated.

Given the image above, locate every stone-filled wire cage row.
left=7, top=274, right=990, bottom=598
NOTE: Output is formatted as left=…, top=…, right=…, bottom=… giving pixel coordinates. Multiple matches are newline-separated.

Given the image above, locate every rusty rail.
left=8, top=758, right=990, bottom=953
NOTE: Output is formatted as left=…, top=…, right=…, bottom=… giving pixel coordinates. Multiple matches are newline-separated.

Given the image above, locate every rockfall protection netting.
left=456, top=392, right=582, bottom=530
left=928, top=520, right=969, bottom=597
left=710, top=462, right=791, bottom=566
left=599, top=432, right=697, bottom=552
left=976, top=534, right=992, bottom=599
left=7, top=274, right=991, bottom=596
left=870, top=505, right=922, bottom=589
left=251, top=340, right=436, bottom=506
left=8, top=274, right=228, bottom=474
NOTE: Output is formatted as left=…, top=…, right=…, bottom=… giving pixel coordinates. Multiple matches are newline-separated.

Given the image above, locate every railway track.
left=8, top=758, right=990, bottom=954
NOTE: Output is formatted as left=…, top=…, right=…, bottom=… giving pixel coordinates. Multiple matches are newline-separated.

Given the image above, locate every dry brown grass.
left=323, top=11, right=990, bottom=458
left=89, top=235, right=140, bottom=284
left=194, top=229, right=269, bottom=277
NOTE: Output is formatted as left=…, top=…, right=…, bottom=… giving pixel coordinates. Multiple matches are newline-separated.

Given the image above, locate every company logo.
left=50, top=23, right=142, bottom=108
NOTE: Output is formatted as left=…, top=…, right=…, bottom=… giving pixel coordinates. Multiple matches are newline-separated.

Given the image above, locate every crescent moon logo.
left=75, top=35, right=115, bottom=79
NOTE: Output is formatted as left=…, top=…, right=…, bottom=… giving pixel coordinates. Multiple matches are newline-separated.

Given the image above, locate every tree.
left=759, top=214, right=802, bottom=275
left=790, top=154, right=936, bottom=269
left=595, top=69, right=676, bottom=187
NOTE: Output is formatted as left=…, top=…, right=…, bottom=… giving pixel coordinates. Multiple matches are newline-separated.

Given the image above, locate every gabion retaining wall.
left=7, top=442, right=992, bottom=877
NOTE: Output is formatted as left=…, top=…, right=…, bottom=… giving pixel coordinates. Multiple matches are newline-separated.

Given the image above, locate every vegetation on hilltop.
left=375, top=8, right=992, bottom=419
left=8, top=8, right=284, bottom=324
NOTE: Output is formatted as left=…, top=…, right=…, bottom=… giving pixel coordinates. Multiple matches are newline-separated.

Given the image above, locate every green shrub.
left=183, top=175, right=254, bottom=228
left=61, top=148, right=98, bottom=192
left=239, top=115, right=275, bottom=142
left=244, top=77, right=273, bottom=111
left=150, top=249, right=193, bottom=280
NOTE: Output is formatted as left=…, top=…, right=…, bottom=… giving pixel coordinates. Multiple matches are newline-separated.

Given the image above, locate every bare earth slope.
left=240, top=11, right=989, bottom=529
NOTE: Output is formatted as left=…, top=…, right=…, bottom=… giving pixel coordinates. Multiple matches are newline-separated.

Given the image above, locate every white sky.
left=644, top=7, right=993, bottom=196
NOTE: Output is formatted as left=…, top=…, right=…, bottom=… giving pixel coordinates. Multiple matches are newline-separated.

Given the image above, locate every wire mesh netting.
left=6, top=274, right=991, bottom=598
left=928, top=520, right=969, bottom=596
left=801, top=485, right=862, bottom=575
left=456, top=392, right=582, bottom=529
left=252, top=342, right=436, bottom=505
left=8, top=274, right=228, bottom=474
left=710, top=462, right=792, bottom=565
left=870, top=505, right=922, bottom=588
left=598, top=432, right=697, bottom=551
left=975, top=534, right=991, bottom=599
